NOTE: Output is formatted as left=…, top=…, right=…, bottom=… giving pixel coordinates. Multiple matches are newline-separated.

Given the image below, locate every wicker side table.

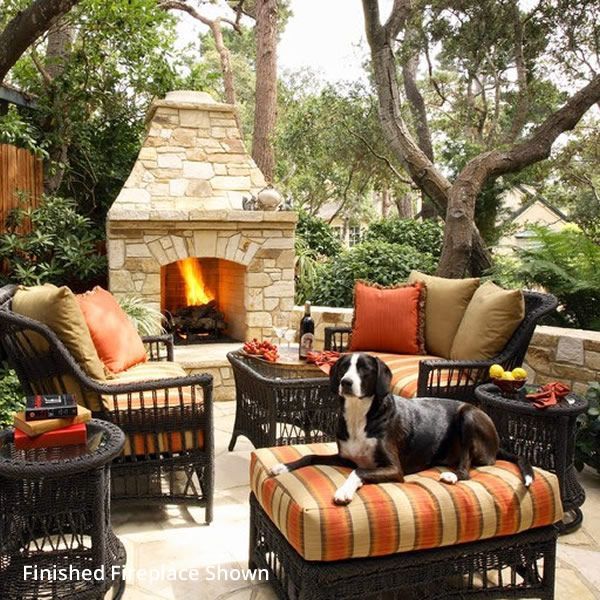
left=227, top=351, right=338, bottom=450
left=475, top=383, right=588, bottom=533
left=0, top=419, right=126, bottom=600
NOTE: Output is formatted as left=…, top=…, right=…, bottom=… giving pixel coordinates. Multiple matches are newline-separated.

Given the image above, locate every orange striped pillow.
left=349, top=281, right=426, bottom=354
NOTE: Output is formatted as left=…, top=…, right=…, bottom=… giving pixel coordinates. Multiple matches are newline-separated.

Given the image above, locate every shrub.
left=364, top=218, right=444, bottom=258
left=310, top=240, right=436, bottom=307
left=0, top=368, right=25, bottom=428
left=0, top=195, right=106, bottom=290
left=575, top=382, right=600, bottom=474
left=296, top=212, right=342, bottom=257
left=490, top=226, right=600, bottom=330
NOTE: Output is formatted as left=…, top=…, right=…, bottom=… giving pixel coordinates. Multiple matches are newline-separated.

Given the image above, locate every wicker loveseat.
left=325, top=290, right=557, bottom=401
left=0, top=285, right=214, bottom=522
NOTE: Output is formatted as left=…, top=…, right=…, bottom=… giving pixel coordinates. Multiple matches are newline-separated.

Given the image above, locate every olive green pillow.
left=407, top=271, right=480, bottom=358
left=12, top=284, right=107, bottom=382
left=450, top=281, right=525, bottom=360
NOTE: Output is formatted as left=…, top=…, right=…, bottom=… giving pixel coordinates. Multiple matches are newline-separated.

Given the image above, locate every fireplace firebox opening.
left=161, top=257, right=246, bottom=344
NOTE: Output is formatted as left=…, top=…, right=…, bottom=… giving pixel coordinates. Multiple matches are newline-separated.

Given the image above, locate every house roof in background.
left=509, top=185, right=569, bottom=223
left=0, top=83, right=37, bottom=109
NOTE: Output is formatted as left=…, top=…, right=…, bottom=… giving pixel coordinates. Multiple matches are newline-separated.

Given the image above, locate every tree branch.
left=461, top=73, right=600, bottom=186
left=504, top=0, right=529, bottom=144
left=0, top=0, right=81, bottom=83
left=343, top=122, right=416, bottom=187
left=160, top=0, right=240, bottom=113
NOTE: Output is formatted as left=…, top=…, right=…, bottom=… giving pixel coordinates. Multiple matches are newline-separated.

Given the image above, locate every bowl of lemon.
left=489, top=364, right=528, bottom=396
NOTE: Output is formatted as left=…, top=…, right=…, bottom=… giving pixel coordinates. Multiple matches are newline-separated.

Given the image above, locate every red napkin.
left=306, top=351, right=341, bottom=375
left=526, top=382, right=570, bottom=409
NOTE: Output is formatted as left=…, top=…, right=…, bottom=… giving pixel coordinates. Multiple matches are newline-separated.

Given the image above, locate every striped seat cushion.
left=103, top=361, right=204, bottom=456
left=251, top=443, right=563, bottom=562
left=369, top=352, right=442, bottom=398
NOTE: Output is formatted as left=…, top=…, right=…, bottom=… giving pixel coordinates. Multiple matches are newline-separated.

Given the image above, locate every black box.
left=25, top=394, right=78, bottom=421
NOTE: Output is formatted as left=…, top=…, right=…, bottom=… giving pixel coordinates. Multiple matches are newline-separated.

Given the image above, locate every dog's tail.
left=497, top=448, right=534, bottom=487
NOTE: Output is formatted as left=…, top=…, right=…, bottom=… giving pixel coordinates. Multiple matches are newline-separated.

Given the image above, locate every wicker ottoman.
left=249, top=444, right=564, bottom=600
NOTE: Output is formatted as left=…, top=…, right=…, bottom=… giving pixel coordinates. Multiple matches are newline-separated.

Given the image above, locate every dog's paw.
left=524, top=474, right=533, bottom=488
left=269, top=463, right=289, bottom=476
left=439, top=471, right=458, bottom=485
left=333, top=471, right=362, bottom=505
left=333, top=486, right=354, bottom=505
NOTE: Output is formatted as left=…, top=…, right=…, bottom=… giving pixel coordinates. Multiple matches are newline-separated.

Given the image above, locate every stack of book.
left=13, top=394, right=90, bottom=450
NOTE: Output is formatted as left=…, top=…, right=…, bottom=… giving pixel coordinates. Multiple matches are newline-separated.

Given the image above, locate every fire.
left=178, top=258, right=214, bottom=306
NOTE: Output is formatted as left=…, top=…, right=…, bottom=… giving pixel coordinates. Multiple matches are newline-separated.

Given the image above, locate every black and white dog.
left=270, top=353, right=533, bottom=505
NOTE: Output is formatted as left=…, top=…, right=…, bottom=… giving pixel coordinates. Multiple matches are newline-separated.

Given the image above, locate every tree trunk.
left=395, top=193, right=413, bottom=218
left=43, top=21, right=73, bottom=194
left=252, top=0, right=278, bottom=182
left=0, top=0, right=81, bottom=84
left=211, top=20, right=237, bottom=107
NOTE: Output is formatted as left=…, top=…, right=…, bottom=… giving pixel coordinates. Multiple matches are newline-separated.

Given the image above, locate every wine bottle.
left=298, top=301, right=315, bottom=360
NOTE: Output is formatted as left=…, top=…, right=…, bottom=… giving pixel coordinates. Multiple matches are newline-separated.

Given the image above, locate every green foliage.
left=575, top=383, right=600, bottom=474
left=310, top=240, right=436, bottom=308
left=296, top=212, right=342, bottom=257
left=489, top=227, right=600, bottom=330
left=117, top=296, right=165, bottom=336
left=11, top=0, right=181, bottom=221
left=0, top=106, right=48, bottom=158
left=0, top=195, right=106, bottom=288
left=0, top=368, right=24, bottom=429
left=294, top=236, right=321, bottom=305
left=364, top=218, right=444, bottom=259
left=275, top=80, right=407, bottom=217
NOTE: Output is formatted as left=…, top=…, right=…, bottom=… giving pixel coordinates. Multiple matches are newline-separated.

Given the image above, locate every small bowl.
left=491, top=377, right=527, bottom=396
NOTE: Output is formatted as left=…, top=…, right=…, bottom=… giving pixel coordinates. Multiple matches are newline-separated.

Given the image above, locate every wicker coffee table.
left=0, top=419, right=126, bottom=600
left=475, top=383, right=588, bottom=533
left=227, top=350, right=338, bottom=449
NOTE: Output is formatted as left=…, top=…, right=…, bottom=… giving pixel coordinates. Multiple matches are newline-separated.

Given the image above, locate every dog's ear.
left=375, top=357, right=392, bottom=401
left=329, top=356, right=344, bottom=394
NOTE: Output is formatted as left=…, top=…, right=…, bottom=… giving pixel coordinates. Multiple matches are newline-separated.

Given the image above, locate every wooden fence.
left=0, top=143, right=43, bottom=231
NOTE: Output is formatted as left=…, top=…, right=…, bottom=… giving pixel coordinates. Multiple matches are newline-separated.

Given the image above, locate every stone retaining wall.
left=525, top=326, right=600, bottom=395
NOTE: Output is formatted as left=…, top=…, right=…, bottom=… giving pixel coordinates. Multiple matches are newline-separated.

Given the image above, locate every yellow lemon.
left=512, top=367, right=528, bottom=381
left=489, top=364, right=504, bottom=379
left=501, top=372, right=515, bottom=381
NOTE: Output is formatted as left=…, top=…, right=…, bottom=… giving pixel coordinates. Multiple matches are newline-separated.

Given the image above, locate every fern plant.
left=117, top=296, right=165, bottom=336
left=491, top=226, right=600, bottom=330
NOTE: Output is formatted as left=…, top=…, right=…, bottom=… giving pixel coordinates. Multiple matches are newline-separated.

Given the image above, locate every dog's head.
left=330, top=353, right=392, bottom=401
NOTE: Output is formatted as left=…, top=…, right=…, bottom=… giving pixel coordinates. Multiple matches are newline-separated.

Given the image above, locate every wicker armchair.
left=324, top=290, right=557, bottom=401
left=0, top=285, right=214, bottom=522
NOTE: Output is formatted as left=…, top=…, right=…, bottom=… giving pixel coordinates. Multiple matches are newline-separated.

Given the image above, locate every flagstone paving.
left=113, top=401, right=600, bottom=600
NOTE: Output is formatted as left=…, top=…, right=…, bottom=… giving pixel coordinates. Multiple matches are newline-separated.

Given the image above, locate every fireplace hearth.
left=166, top=300, right=230, bottom=345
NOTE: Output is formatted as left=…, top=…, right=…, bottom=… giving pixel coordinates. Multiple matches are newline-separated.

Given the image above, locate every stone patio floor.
left=113, top=401, right=600, bottom=600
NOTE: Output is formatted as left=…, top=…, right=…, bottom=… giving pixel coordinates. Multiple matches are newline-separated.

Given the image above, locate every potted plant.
left=575, top=382, right=600, bottom=474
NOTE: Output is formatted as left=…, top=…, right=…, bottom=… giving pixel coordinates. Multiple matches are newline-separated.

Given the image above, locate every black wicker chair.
left=0, top=284, right=214, bottom=523
left=324, top=290, right=558, bottom=402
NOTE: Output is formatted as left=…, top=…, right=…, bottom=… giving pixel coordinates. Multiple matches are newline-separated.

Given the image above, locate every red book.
left=14, top=423, right=87, bottom=450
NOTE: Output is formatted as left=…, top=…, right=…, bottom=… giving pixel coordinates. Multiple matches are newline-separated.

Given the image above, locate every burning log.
left=169, top=300, right=226, bottom=334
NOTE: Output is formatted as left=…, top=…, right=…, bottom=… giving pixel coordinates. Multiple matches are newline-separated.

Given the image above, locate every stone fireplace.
left=107, top=91, right=297, bottom=343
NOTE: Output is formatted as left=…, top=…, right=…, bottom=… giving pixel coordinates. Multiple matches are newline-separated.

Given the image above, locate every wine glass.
left=273, top=314, right=288, bottom=347
left=284, top=327, right=296, bottom=349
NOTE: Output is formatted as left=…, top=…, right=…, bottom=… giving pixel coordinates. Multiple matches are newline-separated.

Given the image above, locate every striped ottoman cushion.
left=251, top=443, right=563, bottom=562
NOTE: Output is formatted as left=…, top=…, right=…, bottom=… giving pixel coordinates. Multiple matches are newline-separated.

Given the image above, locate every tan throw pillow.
left=407, top=271, right=480, bottom=358
left=450, top=281, right=525, bottom=360
left=12, top=284, right=107, bottom=382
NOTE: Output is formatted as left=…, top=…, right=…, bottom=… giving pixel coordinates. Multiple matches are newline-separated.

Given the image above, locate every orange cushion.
left=77, top=287, right=147, bottom=374
left=251, top=443, right=563, bottom=561
left=349, top=281, right=425, bottom=354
